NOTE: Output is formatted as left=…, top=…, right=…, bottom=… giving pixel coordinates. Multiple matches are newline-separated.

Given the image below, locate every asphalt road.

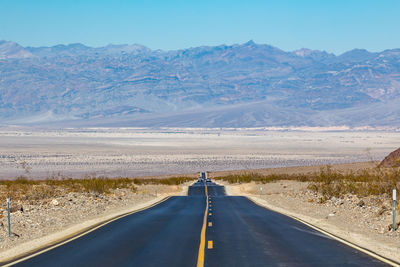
left=11, top=182, right=390, bottom=267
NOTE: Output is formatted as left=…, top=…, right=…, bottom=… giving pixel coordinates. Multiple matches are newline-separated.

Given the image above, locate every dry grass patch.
left=215, top=164, right=400, bottom=201
left=0, top=175, right=195, bottom=202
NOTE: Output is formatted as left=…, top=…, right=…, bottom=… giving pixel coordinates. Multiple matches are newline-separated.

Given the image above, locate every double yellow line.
left=196, top=183, right=209, bottom=267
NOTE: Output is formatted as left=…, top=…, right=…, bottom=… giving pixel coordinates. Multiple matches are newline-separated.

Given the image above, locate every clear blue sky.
left=1, top=0, right=399, bottom=54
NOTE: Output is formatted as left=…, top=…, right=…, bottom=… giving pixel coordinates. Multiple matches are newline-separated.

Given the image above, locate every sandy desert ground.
left=0, top=127, right=399, bottom=179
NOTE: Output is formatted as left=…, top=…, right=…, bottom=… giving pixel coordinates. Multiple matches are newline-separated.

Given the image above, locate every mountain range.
left=1, top=40, right=400, bottom=127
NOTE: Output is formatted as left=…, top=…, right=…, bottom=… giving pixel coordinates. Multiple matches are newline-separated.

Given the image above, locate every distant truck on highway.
left=198, top=172, right=211, bottom=182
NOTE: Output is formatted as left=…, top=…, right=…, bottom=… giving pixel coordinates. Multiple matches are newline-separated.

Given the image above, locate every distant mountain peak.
left=294, top=48, right=314, bottom=57
left=292, top=48, right=334, bottom=61
left=346, top=48, right=370, bottom=53
left=102, top=43, right=151, bottom=54
left=67, top=43, right=90, bottom=48
left=0, top=40, right=35, bottom=59
left=339, top=48, right=374, bottom=57
left=336, top=48, right=376, bottom=63
left=243, top=40, right=256, bottom=46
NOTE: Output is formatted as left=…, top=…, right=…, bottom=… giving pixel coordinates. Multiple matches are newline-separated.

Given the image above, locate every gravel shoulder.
left=0, top=183, right=190, bottom=263
left=219, top=180, right=400, bottom=264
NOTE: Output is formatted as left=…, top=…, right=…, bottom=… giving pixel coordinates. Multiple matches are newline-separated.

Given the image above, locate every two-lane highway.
left=8, top=182, right=392, bottom=266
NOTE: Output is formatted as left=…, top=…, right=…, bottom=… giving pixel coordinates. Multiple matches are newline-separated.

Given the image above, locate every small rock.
left=357, top=200, right=365, bottom=207
left=328, top=213, right=335, bottom=217
left=51, top=199, right=59, bottom=206
left=10, top=205, right=24, bottom=213
left=377, top=205, right=388, bottom=216
left=387, top=222, right=400, bottom=231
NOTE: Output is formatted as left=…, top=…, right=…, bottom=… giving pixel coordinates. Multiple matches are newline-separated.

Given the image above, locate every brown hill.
left=380, top=148, right=400, bottom=167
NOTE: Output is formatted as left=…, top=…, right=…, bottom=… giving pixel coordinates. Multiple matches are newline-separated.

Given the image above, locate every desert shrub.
left=51, top=176, right=138, bottom=194
left=0, top=175, right=195, bottom=201
left=307, top=165, right=400, bottom=199
left=215, top=165, right=400, bottom=199
left=214, top=172, right=311, bottom=184
left=132, top=176, right=194, bottom=185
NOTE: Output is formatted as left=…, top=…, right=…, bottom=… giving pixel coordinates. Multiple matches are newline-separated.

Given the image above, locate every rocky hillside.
left=380, top=148, right=400, bottom=167
left=1, top=40, right=400, bottom=127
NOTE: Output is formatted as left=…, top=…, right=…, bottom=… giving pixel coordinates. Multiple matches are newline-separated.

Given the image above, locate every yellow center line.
left=196, top=182, right=209, bottom=267
left=208, top=240, right=213, bottom=249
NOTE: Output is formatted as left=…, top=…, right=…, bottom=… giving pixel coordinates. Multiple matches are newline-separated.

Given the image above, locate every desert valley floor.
left=0, top=127, right=399, bottom=179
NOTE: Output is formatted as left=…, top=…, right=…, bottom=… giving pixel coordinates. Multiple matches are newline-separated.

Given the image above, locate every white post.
left=7, top=197, right=11, bottom=238
left=393, top=189, right=397, bottom=231
left=260, top=187, right=263, bottom=198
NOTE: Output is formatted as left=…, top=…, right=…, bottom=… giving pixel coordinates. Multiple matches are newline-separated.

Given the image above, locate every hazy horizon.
left=2, top=39, right=399, bottom=56
left=1, top=0, right=400, bottom=55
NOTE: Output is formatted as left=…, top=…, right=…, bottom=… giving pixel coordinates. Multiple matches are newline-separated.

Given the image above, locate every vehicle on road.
left=199, top=171, right=209, bottom=182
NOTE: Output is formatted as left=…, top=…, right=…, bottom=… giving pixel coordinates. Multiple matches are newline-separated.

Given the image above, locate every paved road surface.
left=11, top=182, right=390, bottom=266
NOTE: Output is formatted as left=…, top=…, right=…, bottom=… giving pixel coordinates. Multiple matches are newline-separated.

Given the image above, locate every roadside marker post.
left=260, top=187, right=262, bottom=198
left=393, top=189, right=397, bottom=231
left=7, top=197, right=11, bottom=238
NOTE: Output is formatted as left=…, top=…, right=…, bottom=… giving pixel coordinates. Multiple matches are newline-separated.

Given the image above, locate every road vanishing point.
left=6, top=182, right=394, bottom=266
